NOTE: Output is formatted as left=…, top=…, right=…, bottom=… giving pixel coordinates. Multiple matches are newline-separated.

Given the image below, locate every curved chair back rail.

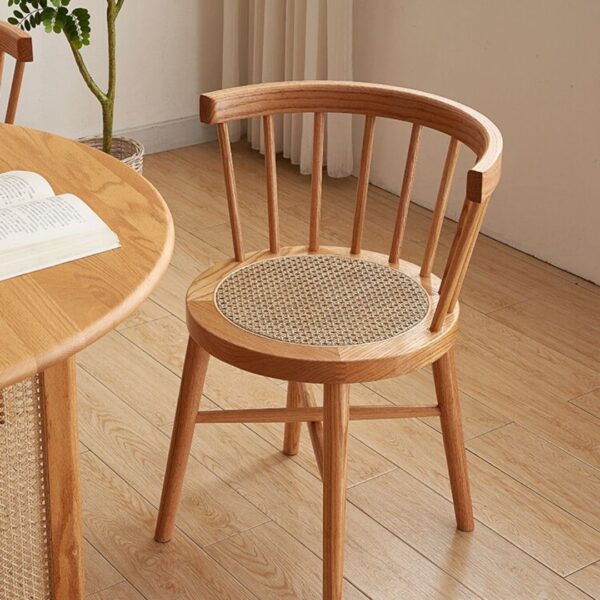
left=0, top=21, right=33, bottom=124
left=199, top=80, right=503, bottom=332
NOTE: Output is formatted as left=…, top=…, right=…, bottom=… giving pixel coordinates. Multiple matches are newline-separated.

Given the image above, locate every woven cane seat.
left=214, top=254, right=429, bottom=346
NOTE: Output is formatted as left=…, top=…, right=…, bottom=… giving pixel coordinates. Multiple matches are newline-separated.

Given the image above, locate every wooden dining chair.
left=155, top=81, right=502, bottom=599
left=0, top=21, right=33, bottom=124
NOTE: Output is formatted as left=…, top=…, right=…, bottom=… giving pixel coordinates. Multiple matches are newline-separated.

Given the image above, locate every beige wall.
left=0, top=1, right=223, bottom=149
left=354, top=0, right=600, bottom=283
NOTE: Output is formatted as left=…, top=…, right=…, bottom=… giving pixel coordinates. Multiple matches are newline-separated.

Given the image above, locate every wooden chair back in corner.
left=0, top=21, right=33, bottom=124
left=199, top=81, right=503, bottom=333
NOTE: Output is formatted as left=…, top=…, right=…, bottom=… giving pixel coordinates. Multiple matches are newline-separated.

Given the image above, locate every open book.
left=0, top=171, right=120, bottom=282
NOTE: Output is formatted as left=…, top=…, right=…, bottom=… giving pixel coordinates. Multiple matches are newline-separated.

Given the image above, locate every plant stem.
left=67, top=43, right=107, bottom=106
left=104, top=0, right=118, bottom=154
left=66, top=0, right=124, bottom=155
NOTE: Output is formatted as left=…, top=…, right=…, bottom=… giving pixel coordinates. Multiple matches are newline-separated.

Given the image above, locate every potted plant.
left=7, top=0, right=144, bottom=172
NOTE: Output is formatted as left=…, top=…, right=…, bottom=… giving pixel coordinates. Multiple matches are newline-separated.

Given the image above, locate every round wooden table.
left=0, top=124, right=174, bottom=600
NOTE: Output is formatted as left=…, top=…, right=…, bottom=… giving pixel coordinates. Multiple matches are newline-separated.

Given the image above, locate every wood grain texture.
left=199, top=81, right=503, bottom=203
left=77, top=365, right=267, bottom=549
left=350, top=114, right=376, bottom=254
left=156, top=338, right=210, bottom=542
left=572, top=389, right=600, bottom=419
left=0, top=21, right=33, bottom=60
left=349, top=469, right=589, bottom=599
left=323, top=384, right=350, bottom=600
left=81, top=452, right=255, bottom=599
left=389, top=123, right=422, bottom=264
left=309, top=112, right=325, bottom=251
left=88, top=581, right=146, bottom=600
left=41, top=358, right=85, bottom=599
left=283, top=382, right=302, bottom=455
left=350, top=415, right=600, bottom=575
left=216, top=122, right=244, bottom=261
left=468, top=423, right=600, bottom=531
left=263, top=114, right=280, bottom=254
left=0, top=125, right=174, bottom=388
left=568, top=562, right=600, bottom=598
left=432, top=350, right=473, bottom=531
left=84, top=539, right=123, bottom=596
left=421, top=137, right=460, bottom=277
left=207, top=521, right=368, bottom=599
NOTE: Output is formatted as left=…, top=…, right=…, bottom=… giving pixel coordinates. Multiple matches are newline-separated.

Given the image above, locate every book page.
left=0, top=193, right=111, bottom=251
left=0, top=171, right=55, bottom=208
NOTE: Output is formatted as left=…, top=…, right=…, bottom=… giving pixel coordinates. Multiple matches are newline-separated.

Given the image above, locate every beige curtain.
left=222, top=0, right=354, bottom=177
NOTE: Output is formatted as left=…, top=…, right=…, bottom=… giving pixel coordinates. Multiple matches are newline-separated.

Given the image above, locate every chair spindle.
left=430, top=199, right=482, bottom=331
left=389, top=123, right=422, bottom=264
left=309, top=112, right=325, bottom=252
left=216, top=122, right=244, bottom=261
left=5, top=60, right=25, bottom=124
left=351, top=114, right=376, bottom=254
left=263, top=115, right=280, bottom=254
left=421, top=137, right=460, bottom=277
left=448, top=198, right=489, bottom=310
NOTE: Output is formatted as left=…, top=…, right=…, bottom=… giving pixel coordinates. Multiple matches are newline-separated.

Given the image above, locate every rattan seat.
left=214, top=254, right=430, bottom=346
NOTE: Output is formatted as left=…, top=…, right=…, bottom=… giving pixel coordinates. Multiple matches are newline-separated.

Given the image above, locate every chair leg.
left=155, top=337, right=210, bottom=543
left=323, top=383, right=350, bottom=600
left=297, top=383, right=324, bottom=479
left=432, top=349, right=474, bottom=532
left=283, top=381, right=302, bottom=455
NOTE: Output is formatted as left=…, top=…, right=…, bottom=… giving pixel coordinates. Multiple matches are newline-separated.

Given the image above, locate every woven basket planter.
left=79, top=136, right=144, bottom=174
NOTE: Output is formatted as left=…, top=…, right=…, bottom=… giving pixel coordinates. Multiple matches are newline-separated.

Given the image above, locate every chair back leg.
left=432, top=349, right=474, bottom=531
left=283, top=382, right=303, bottom=455
left=155, top=338, right=210, bottom=542
left=323, top=383, right=350, bottom=600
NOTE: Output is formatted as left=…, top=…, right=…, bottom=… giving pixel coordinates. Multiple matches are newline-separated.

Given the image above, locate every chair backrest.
left=0, top=21, right=33, bottom=124
left=200, top=81, right=502, bottom=332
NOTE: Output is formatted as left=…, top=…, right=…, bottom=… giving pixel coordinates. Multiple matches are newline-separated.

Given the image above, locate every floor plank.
left=81, top=452, right=255, bottom=599
left=568, top=562, right=600, bottom=598
left=349, top=416, right=600, bottom=575
left=78, top=366, right=269, bottom=547
left=206, top=521, right=368, bottom=599
left=78, top=331, right=181, bottom=428
left=572, top=389, right=600, bottom=419
left=489, top=283, right=600, bottom=371
left=88, top=581, right=146, bottom=600
left=349, top=469, right=589, bottom=599
left=180, top=418, right=476, bottom=598
left=84, top=539, right=123, bottom=596
left=468, top=422, right=600, bottom=532
left=116, top=299, right=169, bottom=332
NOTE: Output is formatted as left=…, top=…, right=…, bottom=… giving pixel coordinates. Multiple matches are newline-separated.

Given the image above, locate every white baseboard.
left=116, top=115, right=216, bottom=154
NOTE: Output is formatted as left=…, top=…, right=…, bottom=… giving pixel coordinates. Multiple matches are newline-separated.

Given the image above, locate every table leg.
left=41, top=357, right=85, bottom=599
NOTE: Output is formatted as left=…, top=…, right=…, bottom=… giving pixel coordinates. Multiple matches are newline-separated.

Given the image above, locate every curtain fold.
left=222, top=0, right=354, bottom=177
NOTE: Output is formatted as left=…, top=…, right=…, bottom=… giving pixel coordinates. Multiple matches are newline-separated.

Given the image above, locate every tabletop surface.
left=0, top=125, right=174, bottom=387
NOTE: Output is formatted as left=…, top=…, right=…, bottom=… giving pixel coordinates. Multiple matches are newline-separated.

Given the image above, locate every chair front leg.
left=323, top=383, right=350, bottom=600
left=155, top=337, right=210, bottom=542
left=432, top=349, right=474, bottom=532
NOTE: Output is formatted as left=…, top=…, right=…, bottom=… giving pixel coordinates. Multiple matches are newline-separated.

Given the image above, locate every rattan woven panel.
left=0, top=376, right=51, bottom=600
left=215, top=255, right=430, bottom=346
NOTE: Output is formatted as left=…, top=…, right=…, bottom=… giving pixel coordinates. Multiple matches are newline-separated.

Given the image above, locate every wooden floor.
left=80, top=141, right=600, bottom=599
